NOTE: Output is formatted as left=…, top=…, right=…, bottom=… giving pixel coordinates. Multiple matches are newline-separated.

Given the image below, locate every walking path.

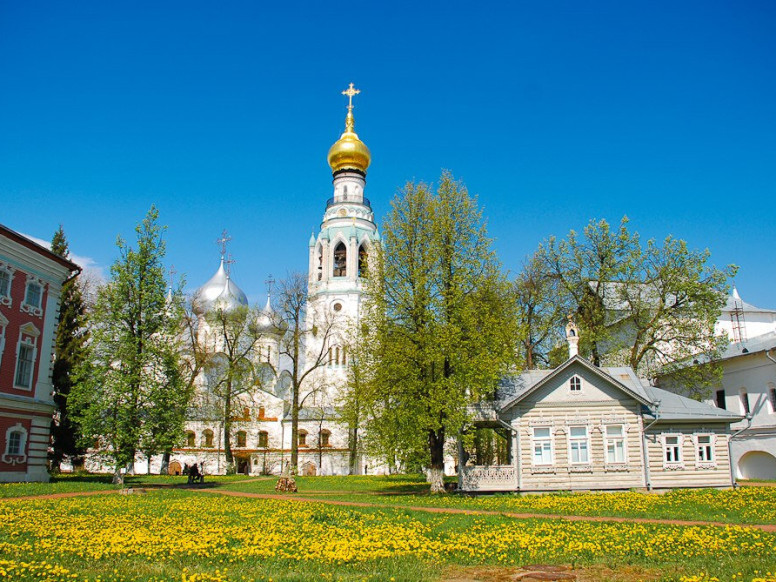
left=195, top=487, right=776, bottom=533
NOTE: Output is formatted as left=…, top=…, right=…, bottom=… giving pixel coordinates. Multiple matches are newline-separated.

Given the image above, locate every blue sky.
left=1, top=1, right=774, bottom=306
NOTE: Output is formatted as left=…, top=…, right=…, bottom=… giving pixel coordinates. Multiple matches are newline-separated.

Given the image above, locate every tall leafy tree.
left=361, top=172, right=519, bottom=492
left=49, top=226, right=89, bottom=470
left=534, top=217, right=735, bottom=393
left=71, top=207, right=186, bottom=483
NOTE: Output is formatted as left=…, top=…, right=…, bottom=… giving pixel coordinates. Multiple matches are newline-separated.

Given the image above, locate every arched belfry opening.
left=316, top=244, right=323, bottom=281
left=358, top=244, right=368, bottom=278
left=333, top=242, right=347, bottom=277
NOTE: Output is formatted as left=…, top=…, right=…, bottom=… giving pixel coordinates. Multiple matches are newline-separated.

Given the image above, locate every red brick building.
left=0, top=224, right=79, bottom=482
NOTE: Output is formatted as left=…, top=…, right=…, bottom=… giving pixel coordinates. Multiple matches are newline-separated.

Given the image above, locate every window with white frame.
left=0, top=266, right=12, bottom=306
left=21, top=276, right=44, bottom=316
left=532, top=427, right=553, bottom=465
left=663, top=434, right=683, bottom=466
left=605, top=424, right=626, bottom=464
left=569, top=375, right=582, bottom=392
left=696, top=434, right=714, bottom=464
left=568, top=426, right=589, bottom=464
left=14, top=339, right=36, bottom=389
left=739, top=388, right=751, bottom=416
left=2, top=423, right=28, bottom=464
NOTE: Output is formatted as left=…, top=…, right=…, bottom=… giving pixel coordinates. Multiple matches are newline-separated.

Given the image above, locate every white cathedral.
left=165, top=84, right=379, bottom=477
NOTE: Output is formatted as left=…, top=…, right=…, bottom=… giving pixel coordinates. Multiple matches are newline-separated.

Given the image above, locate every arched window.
left=202, top=429, right=214, bottom=448
left=236, top=431, right=247, bottom=448
left=3, top=424, right=28, bottom=463
left=320, top=429, right=331, bottom=447
left=258, top=431, right=269, bottom=448
left=335, top=346, right=340, bottom=366
left=258, top=406, right=266, bottom=420
left=298, top=430, right=308, bottom=447
left=358, top=244, right=368, bottom=278
left=316, top=245, right=323, bottom=281
left=186, top=431, right=196, bottom=448
left=333, top=242, right=347, bottom=277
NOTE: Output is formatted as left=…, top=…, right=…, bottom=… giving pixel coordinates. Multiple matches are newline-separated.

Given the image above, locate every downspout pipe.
left=765, top=348, right=776, bottom=367
left=641, top=401, right=661, bottom=491
left=728, top=413, right=753, bottom=488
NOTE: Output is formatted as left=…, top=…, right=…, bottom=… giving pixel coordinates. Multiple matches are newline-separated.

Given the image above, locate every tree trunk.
left=348, top=427, right=359, bottom=475
left=112, top=465, right=124, bottom=485
left=428, top=428, right=446, bottom=494
left=290, top=383, right=299, bottom=473
left=224, top=389, right=233, bottom=469
left=159, top=451, right=170, bottom=475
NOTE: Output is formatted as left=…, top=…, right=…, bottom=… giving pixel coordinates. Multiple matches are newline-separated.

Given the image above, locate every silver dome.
left=194, top=258, right=249, bottom=313
left=256, top=296, right=287, bottom=335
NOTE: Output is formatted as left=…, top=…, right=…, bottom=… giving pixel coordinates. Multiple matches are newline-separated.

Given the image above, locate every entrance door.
left=168, top=461, right=182, bottom=476
left=236, top=457, right=250, bottom=475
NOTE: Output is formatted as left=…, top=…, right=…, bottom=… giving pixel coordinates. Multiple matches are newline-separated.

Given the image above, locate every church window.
left=605, top=425, right=626, bottom=464
left=663, top=434, right=682, bottom=466
left=298, top=430, right=308, bottom=447
left=333, top=242, right=347, bottom=277
left=316, top=245, right=323, bottom=281
left=569, top=375, right=581, bottom=392
left=258, top=431, right=268, bottom=448
left=342, top=346, right=347, bottom=366
left=328, top=347, right=333, bottom=366
left=335, top=346, right=340, bottom=366
left=768, top=384, right=776, bottom=414
left=258, top=406, right=265, bottom=419
left=236, top=431, right=247, bottom=448
left=343, top=185, right=348, bottom=197
left=186, top=431, right=196, bottom=447
left=715, top=389, right=726, bottom=409
left=358, top=245, right=368, bottom=278
left=22, top=277, right=45, bottom=316
left=202, top=429, right=214, bottom=448
left=568, top=426, right=589, bottom=464
left=333, top=302, right=342, bottom=312
left=532, top=427, right=553, bottom=465
left=696, top=434, right=714, bottom=464
left=739, top=388, right=751, bottom=415
left=320, top=429, right=331, bottom=447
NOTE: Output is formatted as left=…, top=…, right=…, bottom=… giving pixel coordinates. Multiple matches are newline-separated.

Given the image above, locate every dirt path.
left=196, top=488, right=776, bottom=532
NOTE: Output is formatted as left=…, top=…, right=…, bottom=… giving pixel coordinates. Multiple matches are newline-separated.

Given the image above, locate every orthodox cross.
left=265, top=274, right=275, bottom=298
left=342, top=83, right=360, bottom=111
left=225, top=253, right=236, bottom=277
left=216, top=229, right=231, bottom=259
left=167, top=264, right=177, bottom=289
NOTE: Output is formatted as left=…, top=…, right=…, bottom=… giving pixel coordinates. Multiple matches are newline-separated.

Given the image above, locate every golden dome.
left=327, top=84, right=371, bottom=174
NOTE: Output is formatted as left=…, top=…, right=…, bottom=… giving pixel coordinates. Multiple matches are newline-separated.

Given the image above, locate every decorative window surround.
left=605, top=424, right=627, bottom=465
left=14, top=324, right=39, bottom=390
left=694, top=433, right=716, bottom=468
left=21, top=275, right=45, bottom=317
left=568, top=464, right=593, bottom=473
left=3, top=423, right=28, bottom=464
left=662, top=434, right=684, bottom=469
left=568, top=426, right=590, bottom=464
left=569, top=375, right=582, bottom=393
left=0, top=311, right=7, bottom=370
left=532, top=426, right=554, bottom=466
left=0, top=263, right=14, bottom=307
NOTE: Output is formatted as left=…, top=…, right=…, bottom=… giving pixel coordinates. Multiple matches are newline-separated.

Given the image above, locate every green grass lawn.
left=1, top=488, right=775, bottom=581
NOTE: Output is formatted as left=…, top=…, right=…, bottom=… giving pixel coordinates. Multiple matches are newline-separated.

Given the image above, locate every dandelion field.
left=1, top=486, right=776, bottom=581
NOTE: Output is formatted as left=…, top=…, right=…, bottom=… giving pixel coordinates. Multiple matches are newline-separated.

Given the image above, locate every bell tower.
left=308, top=83, right=379, bottom=316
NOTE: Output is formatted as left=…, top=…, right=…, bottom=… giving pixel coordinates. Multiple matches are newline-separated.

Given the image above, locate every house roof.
left=498, top=355, right=653, bottom=412
left=0, top=223, right=80, bottom=274
left=643, top=385, right=743, bottom=422
left=722, top=289, right=776, bottom=314
left=496, top=355, right=741, bottom=424
left=718, top=331, right=776, bottom=362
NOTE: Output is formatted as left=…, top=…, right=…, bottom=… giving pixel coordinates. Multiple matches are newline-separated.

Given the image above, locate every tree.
left=276, top=272, right=337, bottom=474
left=190, top=302, right=271, bottom=472
left=49, top=226, right=89, bottom=470
left=71, top=207, right=186, bottom=484
left=361, top=172, right=519, bottom=492
left=514, top=250, right=566, bottom=369
left=535, top=217, right=735, bottom=393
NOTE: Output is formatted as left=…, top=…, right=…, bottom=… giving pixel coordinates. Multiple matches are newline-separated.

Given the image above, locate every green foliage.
left=357, top=172, right=520, bottom=491
left=49, top=226, right=89, bottom=469
left=531, top=217, right=735, bottom=395
left=70, top=207, right=187, bottom=482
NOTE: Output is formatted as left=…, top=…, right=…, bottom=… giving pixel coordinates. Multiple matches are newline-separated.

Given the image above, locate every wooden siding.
left=645, top=426, right=733, bottom=489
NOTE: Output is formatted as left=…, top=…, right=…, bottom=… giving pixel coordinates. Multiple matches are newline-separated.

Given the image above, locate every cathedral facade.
left=162, top=85, right=378, bottom=477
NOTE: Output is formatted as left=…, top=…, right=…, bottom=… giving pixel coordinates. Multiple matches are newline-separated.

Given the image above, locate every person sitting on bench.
left=188, top=463, right=204, bottom=484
